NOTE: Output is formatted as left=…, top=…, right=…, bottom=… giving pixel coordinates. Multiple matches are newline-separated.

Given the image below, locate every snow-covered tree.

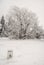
left=6, top=6, right=43, bottom=39
left=0, top=16, right=5, bottom=36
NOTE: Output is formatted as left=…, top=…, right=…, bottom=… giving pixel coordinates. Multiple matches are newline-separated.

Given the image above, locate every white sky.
left=0, top=0, right=44, bottom=29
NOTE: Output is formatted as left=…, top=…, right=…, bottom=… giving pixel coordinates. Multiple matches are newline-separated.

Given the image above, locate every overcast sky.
left=0, top=0, right=44, bottom=29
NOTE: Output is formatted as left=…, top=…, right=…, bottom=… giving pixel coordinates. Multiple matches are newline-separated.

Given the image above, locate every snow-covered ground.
left=0, top=39, right=44, bottom=65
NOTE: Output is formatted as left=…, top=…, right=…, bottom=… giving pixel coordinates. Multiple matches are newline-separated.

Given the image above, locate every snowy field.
left=0, top=39, right=44, bottom=65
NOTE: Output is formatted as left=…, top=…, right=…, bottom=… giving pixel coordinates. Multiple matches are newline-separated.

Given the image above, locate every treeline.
left=0, top=6, right=44, bottom=39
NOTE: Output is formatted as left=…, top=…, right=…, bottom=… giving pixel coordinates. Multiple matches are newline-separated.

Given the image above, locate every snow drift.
left=0, top=40, right=44, bottom=65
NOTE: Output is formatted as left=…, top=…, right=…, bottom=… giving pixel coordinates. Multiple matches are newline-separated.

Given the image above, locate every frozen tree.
left=0, top=16, right=5, bottom=36
left=36, top=26, right=44, bottom=39
left=0, top=16, right=9, bottom=37
left=6, top=6, right=43, bottom=39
